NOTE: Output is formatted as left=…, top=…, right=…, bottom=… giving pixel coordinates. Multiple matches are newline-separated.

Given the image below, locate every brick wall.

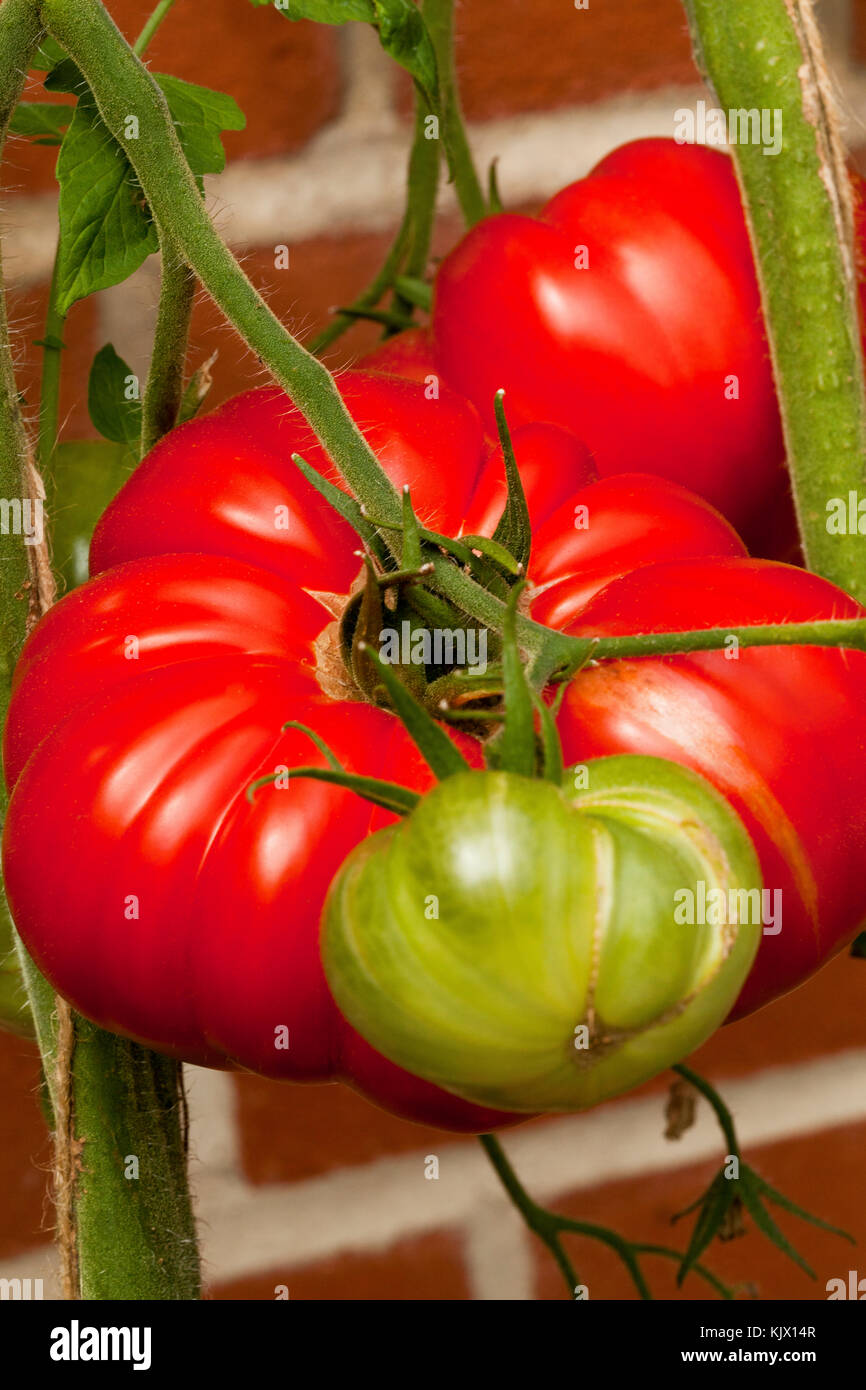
left=2, top=0, right=866, bottom=1301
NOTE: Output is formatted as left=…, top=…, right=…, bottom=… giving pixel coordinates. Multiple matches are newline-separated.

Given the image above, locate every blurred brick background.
left=2, top=0, right=866, bottom=1301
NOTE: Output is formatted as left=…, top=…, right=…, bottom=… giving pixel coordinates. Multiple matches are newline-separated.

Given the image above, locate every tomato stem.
left=0, top=0, right=201, bottom=1301
left=40, top=0, right=406, bottom=530
left=140, top=243, right=195, bottom=455
left=423, top=0, right=487, bottom=228
left=479, top=1133, right=733, bottom=1300
left=684, top=0, right=866, bottom=603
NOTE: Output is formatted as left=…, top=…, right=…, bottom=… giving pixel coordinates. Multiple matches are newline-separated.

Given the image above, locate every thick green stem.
left=41, top=0, right=403, bottom=526
left=684, top=0, right=866, bottom=602
left=1, top=0, right=200, bottom=1300
left=425, top=0, right=486, bottom=226
left=140, top=242, right=195, bottom=455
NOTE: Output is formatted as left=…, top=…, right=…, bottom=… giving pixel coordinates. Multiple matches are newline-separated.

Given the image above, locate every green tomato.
left=323, top=756, right=762, bottom=1112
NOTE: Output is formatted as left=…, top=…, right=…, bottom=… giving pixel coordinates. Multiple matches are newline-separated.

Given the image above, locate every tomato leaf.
left=156, top=75, right=245, bottom=180
left=9, top=102, right=71, bottom=145
left=43, top=58, right=86, bottom=95
left=31, top=36, right=68, bottom=72
left=372, top=0, right=438, bottom=104
left=54, top=79, right=244, bottom=314
left=55, top=91, right=159, bottom=313
left=851, top=930, right=866, bottom=957
left=259, top=0, right=438, bottom=105
left=253, top=0, right=375, bottom=20
left=674, top=1170, right=735, bottom=1286
left=50, top=440, right=136, bottom=591
left=88, top=344, right=143, bottom=450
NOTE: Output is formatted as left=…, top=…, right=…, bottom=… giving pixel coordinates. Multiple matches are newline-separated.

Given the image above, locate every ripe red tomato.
left=391, top=139, right=790, bottom=550
left=4, top=369, right=866, bottom=1130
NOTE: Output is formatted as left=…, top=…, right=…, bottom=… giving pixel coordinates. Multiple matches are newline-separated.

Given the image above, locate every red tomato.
left=4, top=370, right=866, bottom=1129
left=427, top=138, right=789, bottom=549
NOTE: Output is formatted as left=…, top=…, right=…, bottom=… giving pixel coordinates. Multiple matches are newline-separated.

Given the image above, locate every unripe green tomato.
left=323, top=756, right=762, bottom=1112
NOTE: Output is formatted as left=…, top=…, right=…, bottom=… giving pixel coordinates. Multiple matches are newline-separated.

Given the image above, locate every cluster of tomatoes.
left=5, top=139, right=866, bottom=1129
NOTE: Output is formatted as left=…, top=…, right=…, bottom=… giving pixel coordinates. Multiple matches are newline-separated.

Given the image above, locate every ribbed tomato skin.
left=4, top=361, right=866, bottom=1130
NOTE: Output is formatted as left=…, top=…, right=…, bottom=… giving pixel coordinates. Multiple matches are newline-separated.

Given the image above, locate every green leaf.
left=492, top=391, right=532, bottom=576
left=675, top=1171, right=735, bottom=1286
left=372, top=0, right=438, bottom=102
left=43, top=58, right=85, bottom=95
left=88, top=344, right=143, bottom=449
left=738, top=1174, right=815, bottom=1280
left=55, top=79, right=244, bottom=313
left=851, top=930, right=866, bottom=958
left=56, top=91, right=159, bottom=314
left=748, top=1169, right=854, bottom=1244
left=9, top=102, right=71, bottom=145
left=32, top=37, right=68, bottom=72
left=252, top=1, right=375, bottom=22
left=49, top=440, right=136, bottom=591
left=156, top=75, right=245, bottom=179
left=262, top=0, right=438, bottom=104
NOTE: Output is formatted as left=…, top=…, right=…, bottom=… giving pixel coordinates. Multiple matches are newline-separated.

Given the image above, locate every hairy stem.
left=41, top=0, right=403, bottom=526
left=673, top=1064, right=740, bottom=1156
left=36, top=248, right=65, bottom=478
left=140, top=240, right=195, bottom=454
left=1, top=0, right=200, bottom=1300
left=425, top=0, right=486, bottom=226
left=684, top=0, right=866, bottom=601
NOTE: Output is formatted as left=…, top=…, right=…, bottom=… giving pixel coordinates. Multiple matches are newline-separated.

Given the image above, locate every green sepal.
left=491, top=390, right=532, bottom=575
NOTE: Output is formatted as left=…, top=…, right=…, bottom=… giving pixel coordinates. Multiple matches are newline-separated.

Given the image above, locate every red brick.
left=184, top=215, right=461, bottom=408
left=2, top=0, right=340, bottom=196
left=398, top=0, right=698, bottom=122
left=853, top=0, right=866, bottom=64
left=0, top=1032, right=52, bottom=1258
left=234, top=949, right=866, bottom=1186
left=210, top=1229, right=469, bottom=1300
left=533, top=1119, right=866, bottom=1301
